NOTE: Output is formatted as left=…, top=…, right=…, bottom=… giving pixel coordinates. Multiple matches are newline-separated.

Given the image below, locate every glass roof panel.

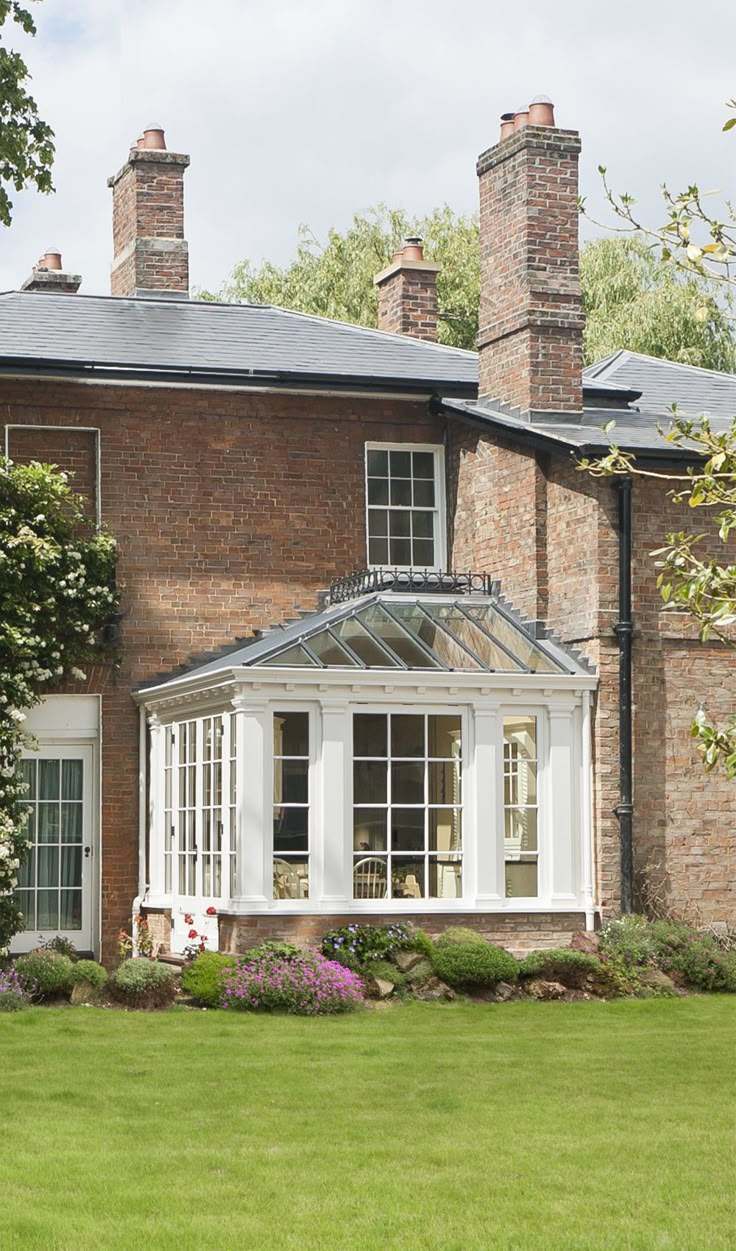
left=331, top=617, right=403, bottom=668
left=358, top=604, right=442, bottom=668
left=262, top=643, right=319, bottom=667
left=463, top=603, right=563, bottom=673
left=306, top=629, right=362, bottom=667
left=381, top=602, right=484, bottom=670
left=421, top=604, right=524, bottom=671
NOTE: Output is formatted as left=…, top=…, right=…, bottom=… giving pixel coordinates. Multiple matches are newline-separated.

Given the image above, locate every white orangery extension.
left=134, top=576, right=597, bottom=954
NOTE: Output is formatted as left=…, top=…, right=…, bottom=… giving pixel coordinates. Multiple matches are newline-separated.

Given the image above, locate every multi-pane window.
left=352, top=713, right=462, bottom=900
left=504, top=716, right=538, bottom=897
left=366, top=446, right=443, bottom=569
left=164, top=727, right=174, bottom=893
left=15, top=757, right=84, bottom=932
left=228, top=713, right=237, bottom=898
left=273, top=712, right=310, bottom=900
left=165, top=715, right=236, bottom=902
left=177, top=721, right=197, bottom=896
left=201, top=716, right=224, bottom=897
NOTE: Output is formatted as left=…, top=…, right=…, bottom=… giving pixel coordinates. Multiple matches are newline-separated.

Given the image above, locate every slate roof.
left=584, top=350, right=736, bottom=420
left=0, top=290, right=478, bottom=395
left=439, top=397, right=732, bottom=459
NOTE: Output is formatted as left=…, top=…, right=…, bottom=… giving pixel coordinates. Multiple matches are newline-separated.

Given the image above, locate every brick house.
left=3, top=106, right=734, bottom=962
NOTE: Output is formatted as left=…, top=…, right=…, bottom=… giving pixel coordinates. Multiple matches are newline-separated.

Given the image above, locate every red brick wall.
left=477, top=126, right=584, bottom=412
left=8, top=425, right=98, bottom=519
left=2, top=379, right=444, bottom=958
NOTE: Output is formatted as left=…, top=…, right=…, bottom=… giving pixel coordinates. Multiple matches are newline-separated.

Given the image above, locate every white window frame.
left=271, top=707, right=314, bottom=903
left=349, top=705, right=465, bottom=904
left=365, top=442, right=447, bottom=572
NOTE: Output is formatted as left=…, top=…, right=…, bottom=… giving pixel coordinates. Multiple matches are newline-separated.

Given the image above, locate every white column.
left=320, top=700, right=350, bottom=905
left=147, top=714, right=165, bottom=898
left=232, top=695, right=269, bottom=906
left=548, top=703, right=577, bottom=905
left=581, top=691, right=595, bottom=928
left=473, top=704, right=504, bottom=902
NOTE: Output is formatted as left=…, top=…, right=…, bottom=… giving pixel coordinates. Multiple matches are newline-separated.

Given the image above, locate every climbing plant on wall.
left=0, top=457, right=118, bottom=952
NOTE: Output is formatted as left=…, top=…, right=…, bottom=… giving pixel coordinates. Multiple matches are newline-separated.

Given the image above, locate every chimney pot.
left=402, top=236, right=424, bottom=261
left=528, top=95, right=555, bottom=126
left=141, top=125, right=166, bottom=150
left=41, top=248, right=62, bottom=270
left=513, top=109, right=529, bottom=130
left=499, top=112, right=515, bottom=141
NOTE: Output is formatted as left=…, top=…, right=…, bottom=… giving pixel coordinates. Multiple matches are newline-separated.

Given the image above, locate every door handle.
left=84, top=845, right=92, bottom=858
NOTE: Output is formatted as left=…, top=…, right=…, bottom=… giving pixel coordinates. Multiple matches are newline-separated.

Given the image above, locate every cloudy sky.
left=1, top=0, right=735, bottom=296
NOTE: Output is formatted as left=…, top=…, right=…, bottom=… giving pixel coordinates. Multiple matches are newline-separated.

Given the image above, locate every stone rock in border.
left=638, top=968, right=678, bottom=995
left=404, top=958, right=434, bottom=987
left=70, top=980, right=99, bottom=1006
left=493, top=981, right=516, bottom=1002
left=413, top=977, right=456, bottom=1002
left=393, top=949, right=424, bottom=973
left=367, top=977, right=395, bottom=1000
left=570, top=931, right=600, bottom=956
left=525, top=978, right=566, bottom=1001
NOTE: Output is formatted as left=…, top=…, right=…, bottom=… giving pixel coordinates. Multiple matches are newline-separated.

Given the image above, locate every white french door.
left=12, top=745, right=95, bottom=953
left=164, top=715, right=236, bottom=952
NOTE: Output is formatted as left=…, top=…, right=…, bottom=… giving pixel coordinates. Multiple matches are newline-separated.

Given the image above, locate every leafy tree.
left=0, top=459, right=118, bottom=952
left=579, top=101, right=736, bottom=779
left=203, top=211, right=734, bottom=368
left=203, top=205, right=480, bottom=350
left=580, top=236, right=735, bottom=371
left=579, top=417, right=736, bottom=778
left=0, top=0, right=54, bottom=227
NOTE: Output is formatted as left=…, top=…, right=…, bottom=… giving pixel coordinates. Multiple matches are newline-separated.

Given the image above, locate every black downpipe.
left=613, top=476, right=634, bottom=912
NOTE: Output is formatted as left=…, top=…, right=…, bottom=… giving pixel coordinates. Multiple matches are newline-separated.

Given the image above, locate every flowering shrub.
left=221, top=948, right=364, bottom=1015
left=321, top=922, right=420, bottom=971
left=649, top=922, right=727, bottom=992
left=0, top=966, right=29, bottom=1011
left=0, top=457, right=118, bottom=954
left=14, top=949, right=75, bottom=1000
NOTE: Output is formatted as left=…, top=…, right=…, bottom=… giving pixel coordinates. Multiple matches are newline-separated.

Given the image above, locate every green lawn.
left=0, top=998, right=734, bottom=1251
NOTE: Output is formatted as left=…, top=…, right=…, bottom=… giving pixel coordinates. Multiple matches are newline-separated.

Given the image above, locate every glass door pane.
left=16, top=754, right=86, bottom=936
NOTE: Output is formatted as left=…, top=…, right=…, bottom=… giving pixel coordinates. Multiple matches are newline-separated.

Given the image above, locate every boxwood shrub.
left=70, top=959, right=108, bottom=990
left=111, top=958, right=176, bottom=1009
left=180, top=951, right=233, bottom=1007
left=14, top=950, right=75, bottom=1000
left=432, top=942, right=518, bottom=988
left=518, top=948, right=600, bottom=987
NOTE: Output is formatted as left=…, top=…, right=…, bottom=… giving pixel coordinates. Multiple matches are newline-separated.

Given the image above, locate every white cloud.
left=2, top=0, right=736, bottom=296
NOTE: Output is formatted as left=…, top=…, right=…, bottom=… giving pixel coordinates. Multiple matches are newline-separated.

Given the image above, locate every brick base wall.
left=217, top=911, right=587, bottom=957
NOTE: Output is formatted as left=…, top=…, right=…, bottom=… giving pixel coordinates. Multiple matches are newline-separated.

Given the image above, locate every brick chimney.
left=374, top=238, right=441, bottom=341
left=107, top=125, right=190, bottom=298
left=477, top=97, right=583, bottom=414
left=21, top=249, right=81, bottom=294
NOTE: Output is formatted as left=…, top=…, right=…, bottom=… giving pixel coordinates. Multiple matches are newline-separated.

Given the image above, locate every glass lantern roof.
left=160, top=592, right=589, bottom=683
